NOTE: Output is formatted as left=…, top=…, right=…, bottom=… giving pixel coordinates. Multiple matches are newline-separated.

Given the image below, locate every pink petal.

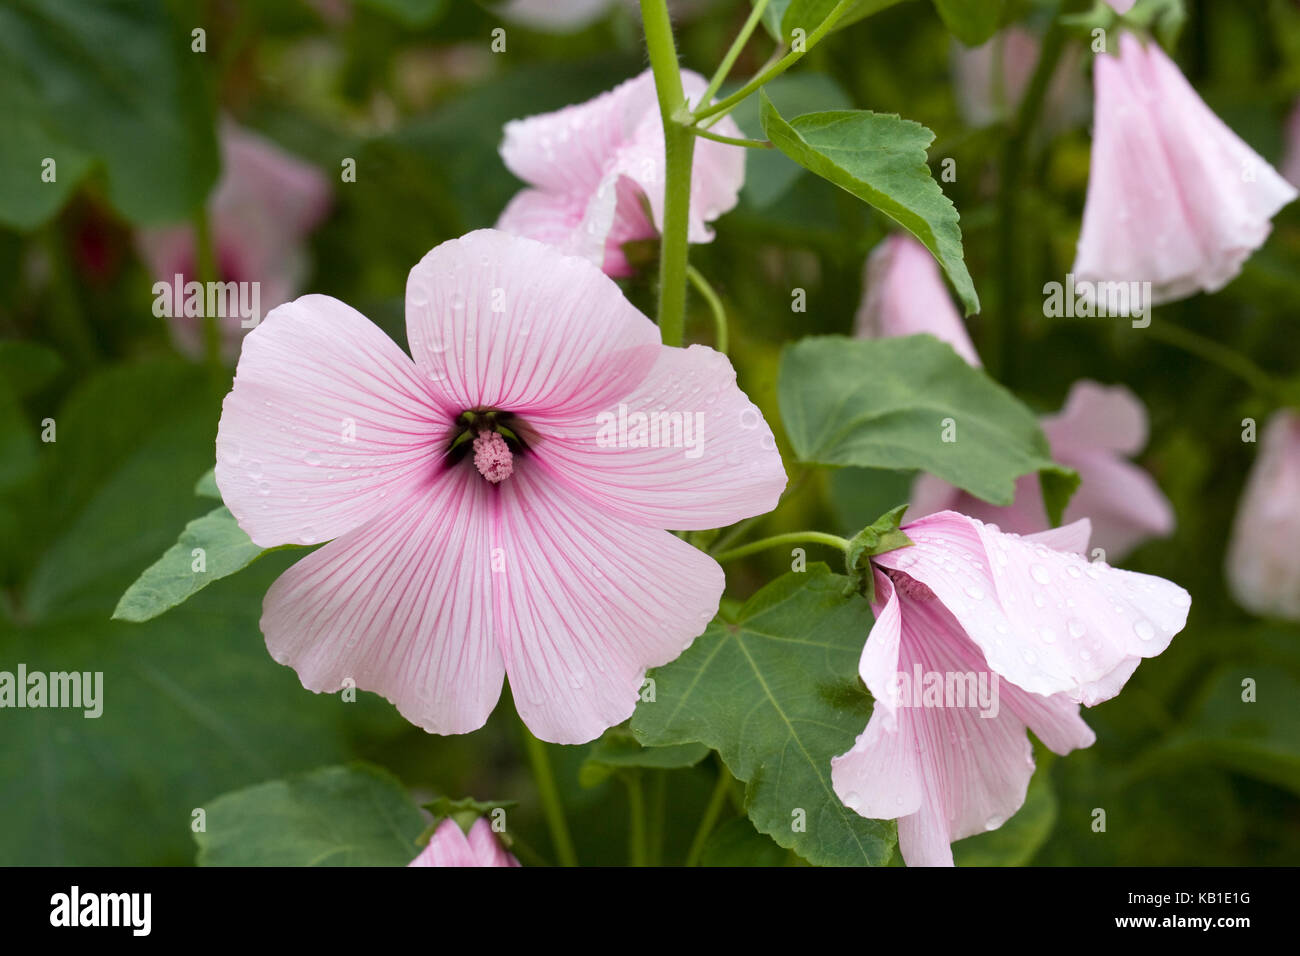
left=854, top=234, right=981, bottom=366
left=409, top=818, right=519, bottom=867
left=404, top=230, right=662, bottom=418
left=1056, top=448, right=1175, bottom=559
left=216, top=294, right=452, bottom=548
left=1022, top=518, right=1092, bottom=556
left=494, top=186, right=616, bottom=270
left=1226, top=410, right=1300, bottom=619
left=261, top=465, right=503, bottom=737
left=1074, top=33, right=1297, bottom=303
left=494, top=463, right=724, bottom=744
left=1285, top=99, right=1300, bottom=189
left=834, top=573, right=1092, bottom=867
left=874, top=511, right=1191, bottom=705
left=1042, top=380, right=1147, bottom=455
left=528, top=344, right=787, bottom=530
left=1104, top=0, right=1135, bottom=12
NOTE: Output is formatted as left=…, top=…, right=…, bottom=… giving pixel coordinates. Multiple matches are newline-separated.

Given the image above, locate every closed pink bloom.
left=408, top=818, right=520, bottom=867
left=215, top=230, right=786, bottom=745
left=911, top=381, right=1175, bottom=561
left=854, top=234, right=981, bottom=366
left=137, top=121, right=331, bottom=360
left=1074, top=32, right=1297, bottom=304
left=1226, top=410, right=1300, bottom=620
left=950, top=27, right=1086, bottom=130
left=1283, top=99, right=1300, bottom=189
left=832, top=512, right=1190, bottom=866
left=496, top=69, right=745, bottom=276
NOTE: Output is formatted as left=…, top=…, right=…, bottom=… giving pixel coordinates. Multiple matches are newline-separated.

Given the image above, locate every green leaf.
left=0, top=0, right=217, bottom=228
left=111, top=506, right=271, bottom=623
left=779, top=335, right=1078, bottom=513
left=701, top=816, right=790, bottom=866
left=930, top=0, right=1008, bottom=46
left=579, top=727, right=710, bottom=787
left=195, top=467, right=221, bottom=499
left=729, top=73, right=852, bottom=209
left=0, top=341, right=62, bottom=398
left=195, top=764, right=426, bottom=866
left=355, top=0, right=448, bottom=27
left=952, top=755, right=1057, bottom=865
left=632, top=566, right=895, bottom=866
left=759, top=91, right=978, bottom=314
left=756, top=0, right=911, bottom=43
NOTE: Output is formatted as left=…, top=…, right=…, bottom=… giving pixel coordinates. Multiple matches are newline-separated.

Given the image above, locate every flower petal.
left=1042, top=380, right=1147, bottom=455
left=528, top=344, right=787, bottom=529
left=261, top=466, right=503, bottom=737
left=874, top=511, right=1191, bottom=705
left=216, top=294, right=452, bottom=548
left=404, top=230, right=662, bottom=417
left=494, top=462, right=724, bottom=744
left=1226, top=410, right=1300, bottom=619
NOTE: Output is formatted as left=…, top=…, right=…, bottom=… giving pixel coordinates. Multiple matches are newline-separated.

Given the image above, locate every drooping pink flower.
left=496, top=69, right=745, bottom=276
left=911, top=381, right=1175, bottom=561
left=854, top=234, right=981, bottom=366
left=215, top=229, right=786, bottom=745
left=1283, top=99, right=1300, bottom=189
left=137, top=120, right=331, bottom=360
left=1073, top=32, right=1297, bottom=305
left=408, top=818, right=520, bottom=867
left=832, top=512, right=1191, bottom=867
left=949, top=27, right=1086, bottom=130
left=1226, top=410, right=1300, bottom=620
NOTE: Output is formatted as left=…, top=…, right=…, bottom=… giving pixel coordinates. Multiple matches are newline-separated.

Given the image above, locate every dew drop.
left=1030, top=564, right=1052, bottom=585
left=1134, top=619, right=1155, bottom=642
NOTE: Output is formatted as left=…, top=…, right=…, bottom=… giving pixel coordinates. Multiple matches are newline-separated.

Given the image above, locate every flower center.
left=884, top=567, right=937, bottom=602
left=473, top=431, right=513, bottom=483
left=449, top=407, right=527, bottom=484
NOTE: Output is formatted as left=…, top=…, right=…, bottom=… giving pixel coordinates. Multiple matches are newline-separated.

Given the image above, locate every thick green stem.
left=641, top=0, right=695, bottom=347
left=624, top=774, right=649, bottom=867
left=992, top=7, right=1067, bottom=384
left=700, top=0, right=771, bottom=105
left=692, top=0, right=854, bottom=123
left=687, top=264, right=727, bottom=354
left=519, top=724, right=578, bottom=867
left=712, top=530, right=850, bottom=564
left=685, top=762, right=734, bottom=866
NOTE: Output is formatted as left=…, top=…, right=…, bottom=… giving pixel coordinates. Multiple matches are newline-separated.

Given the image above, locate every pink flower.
left=911, top=381, right=1175, bottom=561
left=950, top=27, right=1086, bottom=130
left=1226, top=410, right=1300, bottom=620
left=1105, top=0, right=1136, bottom=12
left=832, top=512, right=1191, bottom=867
left=408, top=818, right=520, bottom=867
left=1073, top=33, right=1297, bottom=305
left=854, top=234, right=981, bottom=366
left=215, top=229, right=786, bottom=745
left=496, top=69, right=745, bottom=277
left=137, top=120, right=331, bottom=360
left=1283, top=99, right=1300, bottom=189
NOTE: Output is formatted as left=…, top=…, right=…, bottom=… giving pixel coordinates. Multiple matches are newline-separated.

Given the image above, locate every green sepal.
left=843, top=504, right=913, bottom=603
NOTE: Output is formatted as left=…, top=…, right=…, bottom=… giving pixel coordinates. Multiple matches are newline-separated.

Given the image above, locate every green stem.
left=519, top=724, right=578, bottom=867
left=193, top=204, right=223, bottom=384
left=712, top=530, right=849, bottom=564
left=687, top=264, right=728, bottom=353
left=692, top=0, right=855, bottom=123
left=700, top=0, right=771, bottom=105
left=691, top=127, right=774, bottom=148
left=992, top=11, right=1067, bottom=385
left=1143, top=319, right=1284, bottom=400
left=624, top=774, right=648, bottom=867
left=640, top=0, right=695, bottom=348
left=685, top=762, right=733, bottom=867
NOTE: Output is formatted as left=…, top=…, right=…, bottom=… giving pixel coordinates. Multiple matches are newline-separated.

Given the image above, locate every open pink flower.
left=1226, top=410, right=1300, bottom=620
left=832, top=512, right=1191, bottom=866
left=496, top=69, right=745, bottom=276
left=854, top=234, right=981, bottom=366
left=1073, top=32, right=1297, bottom=304
left=215, top=229, right=786, bottom=745
left=137, top=120, right=331, bottom=360
left=911, top=381, right=1175, bottom=561
left=408, top=818, right=519, bottom=867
